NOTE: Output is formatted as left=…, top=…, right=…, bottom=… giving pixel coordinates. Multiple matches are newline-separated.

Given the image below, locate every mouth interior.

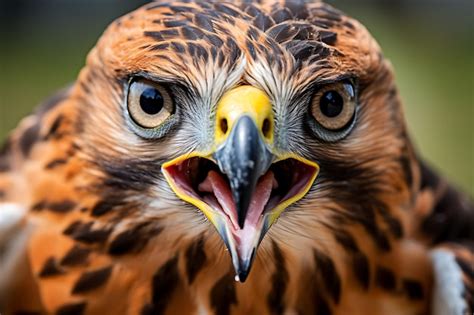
left=164, top=157, right=317, bottom=232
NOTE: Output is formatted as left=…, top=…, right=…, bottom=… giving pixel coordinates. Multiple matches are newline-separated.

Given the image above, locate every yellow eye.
left=127, top=79, right=174, bottom=129
left=310, top=82, right=356, bottom=131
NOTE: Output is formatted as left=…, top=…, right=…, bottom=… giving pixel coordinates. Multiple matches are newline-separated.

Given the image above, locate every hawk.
left=0, top=1, right=473, bottom=314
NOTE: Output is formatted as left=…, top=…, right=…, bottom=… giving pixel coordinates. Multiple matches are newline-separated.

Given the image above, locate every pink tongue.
left=198, top=171, right=275, bottom=230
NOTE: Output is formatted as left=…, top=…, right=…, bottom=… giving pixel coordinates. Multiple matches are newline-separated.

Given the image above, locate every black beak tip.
left=236, top=259, right=251, bottom=282
left=237, top=269, right=249, bottom=283
left=235, top=248, right=256, bottom=283
left=236, top=201, right=249, bottom=229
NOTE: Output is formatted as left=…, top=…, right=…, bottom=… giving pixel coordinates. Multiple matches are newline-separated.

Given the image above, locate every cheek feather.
left=2, top=1, right=470, bottom=315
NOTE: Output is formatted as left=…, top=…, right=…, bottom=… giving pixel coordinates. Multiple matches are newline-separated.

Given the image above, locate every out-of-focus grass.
left=0, top=2, right=472, bottom=195
left=342, top=6, right=474, bottom=195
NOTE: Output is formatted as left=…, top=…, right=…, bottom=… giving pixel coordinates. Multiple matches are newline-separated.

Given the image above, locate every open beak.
left=162, top=86, right=319, bottom=282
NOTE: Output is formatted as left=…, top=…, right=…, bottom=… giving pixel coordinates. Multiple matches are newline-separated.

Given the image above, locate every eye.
left=310, top=82, right=356, bottom=131
left=127, top=78, right=174, bottom=129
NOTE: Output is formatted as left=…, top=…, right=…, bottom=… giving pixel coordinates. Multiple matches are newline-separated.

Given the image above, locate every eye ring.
left=127, top=78, right=174, bottom=129
left=310, top=82, right=356, bottom=131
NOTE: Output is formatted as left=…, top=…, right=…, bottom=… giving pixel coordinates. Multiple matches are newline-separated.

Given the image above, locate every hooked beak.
left=213, top=115, right=273, bottom=229
left=162, top=86, right=319, bottom=282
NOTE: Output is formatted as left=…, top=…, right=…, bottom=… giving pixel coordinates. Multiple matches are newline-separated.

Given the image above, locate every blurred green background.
left=0, top=0, right=472, bottom=195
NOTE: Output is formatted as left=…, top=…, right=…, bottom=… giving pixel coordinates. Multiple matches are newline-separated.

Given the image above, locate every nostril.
left=262, top=118, right=271, bottom=138
left=220, top=118, right=228, bottom=134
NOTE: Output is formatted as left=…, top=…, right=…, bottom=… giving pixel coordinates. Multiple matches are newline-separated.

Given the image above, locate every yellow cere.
left=215, top=85, right=274, bottom=145
left=163, top=84, right=320, bottom=229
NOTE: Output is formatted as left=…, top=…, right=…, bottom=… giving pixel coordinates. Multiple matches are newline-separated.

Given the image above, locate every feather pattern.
left=0, top=1, right=472, bottom=314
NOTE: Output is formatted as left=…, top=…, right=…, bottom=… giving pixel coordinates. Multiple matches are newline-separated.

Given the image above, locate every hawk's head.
left=75, top=0, right=413, bottom=282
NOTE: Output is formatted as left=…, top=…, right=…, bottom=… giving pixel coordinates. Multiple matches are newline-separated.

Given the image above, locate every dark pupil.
left=139, top=87, right=164, bottom=115
left=320, top=91, right=344, bottom=118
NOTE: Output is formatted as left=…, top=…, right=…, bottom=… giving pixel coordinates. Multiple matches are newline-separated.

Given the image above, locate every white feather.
left=0, top=203, right=30, bottom=302
left=430, top=249, right=468, bottom=315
